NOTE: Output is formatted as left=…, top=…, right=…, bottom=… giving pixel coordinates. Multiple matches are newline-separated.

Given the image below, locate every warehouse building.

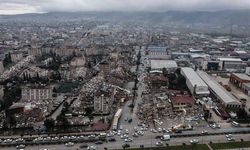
left=217, top=57, right=246, bottom=72
left=180, top=67, right=210, bottom=95
left=197, top=71, right=242, bottom=108
left=242, top=83, right=250, bottom=96
left=149, top=60, right=177, bottom=73
left=229, top=73, right=250, bottom=88
left=145, top=46, right=167, bottom=55
left=145, top=46, right=170, bottom=60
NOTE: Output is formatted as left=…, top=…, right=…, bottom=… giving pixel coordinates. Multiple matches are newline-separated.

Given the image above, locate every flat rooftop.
left=181, top=67, right=208, bottom=87
left=231, top=73, right=250, bottom=81
left=147, top=46, right=167, bottom=52
left=150, top=60, right=177, bottom=69
left=218, top=57, right=242, bottom=62
left=197, top=71, right=240, bottom=105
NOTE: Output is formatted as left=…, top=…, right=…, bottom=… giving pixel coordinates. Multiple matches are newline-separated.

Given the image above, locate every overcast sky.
left=0, top=0, right=249, bottom=15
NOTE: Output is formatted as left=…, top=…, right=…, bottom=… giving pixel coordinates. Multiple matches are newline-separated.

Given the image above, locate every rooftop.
left=243, top=82, right=250, bottom=88
left=217, top=57, right=242, bottom=62
left=197, top=71, right=241, bottom=105
left=171, top=95, right=193, bottom=104
left=231, top=73, right=250, bottom=81
left=147, top=46, right=167, bottom=52
left=181, top=67, right=208, bottom=87
left=150, top=60, right=177, bottom=69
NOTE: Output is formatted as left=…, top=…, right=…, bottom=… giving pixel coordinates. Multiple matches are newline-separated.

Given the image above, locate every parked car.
left=108, top=138, right=116, bottom=142
left=16, top=144, right=25, bottom=149
left=95, top=141, right=103, bottom=144
left=190, top=139, right=199, bottom=144
left=122, top=144, right=130, bottom=148
left=80, top=144, right=88, bottom=148
left=124, top=138, right=133, bottom=142
left=156, top=141, right=163, bottom=146
left=65, top=142, right=74, bottom=147
left=87, top=146, right=96, bottom=150
left=226, top=134, right=232, bottom=138
left=227, top=137, right=235, bottom=141
left=201, top=130, right=208, bottom=134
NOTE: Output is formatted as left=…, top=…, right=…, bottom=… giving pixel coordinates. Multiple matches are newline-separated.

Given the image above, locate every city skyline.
left=0, top=0, right=250, bottom=15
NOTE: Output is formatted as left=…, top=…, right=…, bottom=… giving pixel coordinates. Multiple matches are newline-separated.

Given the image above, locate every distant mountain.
left=0, top=10, right=249, bottom=26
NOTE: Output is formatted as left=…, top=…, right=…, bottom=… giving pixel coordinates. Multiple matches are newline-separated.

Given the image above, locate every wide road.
left=2, top=134, right=250, bottom=150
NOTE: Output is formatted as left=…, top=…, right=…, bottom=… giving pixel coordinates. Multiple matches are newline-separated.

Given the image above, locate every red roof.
left=171, top=95, right=193, bottom=105
left=92, top=121, right=109, bottom=131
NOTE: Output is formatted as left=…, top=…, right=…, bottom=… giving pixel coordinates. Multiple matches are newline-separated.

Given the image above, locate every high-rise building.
left=21, top=85, right=53, bottom=102
left=0, top=60, right=4, bottom=75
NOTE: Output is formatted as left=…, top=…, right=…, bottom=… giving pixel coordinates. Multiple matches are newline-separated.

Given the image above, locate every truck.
left=112, top=109, right=123, bottom=130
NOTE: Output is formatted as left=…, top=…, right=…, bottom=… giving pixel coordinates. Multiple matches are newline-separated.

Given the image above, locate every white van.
left=161, top=134, right=170, bottom=141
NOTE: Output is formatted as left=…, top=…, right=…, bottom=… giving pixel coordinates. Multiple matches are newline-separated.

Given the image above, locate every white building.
left=11, top=52, right=23, bottom=63
left=197, top=71, right=241, bottom=108
left=217, top=58, right=246, bottom=72
left=245, top=67, right=250, bottom=76
left=150, top=60, right=177, bottom=73
left=21, top=85, right=53, bottom=102
left=180, top=67, right=210, bottom=95
left=0, top=85, right=4, bottom=101
left=70, top=57, right=86, bottom=67
left=0, top=61, right=4, bottom=75
left=94, top=94, right=110, bottom=115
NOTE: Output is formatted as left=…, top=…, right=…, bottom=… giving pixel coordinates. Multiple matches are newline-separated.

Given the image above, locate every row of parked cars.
left=0, top=133, right=108, bottom=148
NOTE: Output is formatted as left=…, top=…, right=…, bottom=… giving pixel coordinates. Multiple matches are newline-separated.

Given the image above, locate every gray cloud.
left=0, top=0, right=250, bottom=14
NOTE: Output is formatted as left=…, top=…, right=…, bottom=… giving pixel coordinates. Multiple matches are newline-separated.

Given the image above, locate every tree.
left=175, top=68, right=181, bottom=75
left=88, top=114, right=94, bottom=120
left=3, top=53, right=12, bottom=67
left=36, top=73, right=40, bottom=80
left=63, top=102, right=70, bottom=110
left=44, top=118, right=55, bottom=131
left=237, top=108, right=248, bottom=119
left=22, top=72, right=27, bottom=81
left=52, top=87, right=57, bottom=93
left=85, top=107, right=93, bottom=116
left=56, top=115, right=69, bottom=126
left=28, top=74, right=31, bottom=80
left=162, top=67, right=168, bottom=77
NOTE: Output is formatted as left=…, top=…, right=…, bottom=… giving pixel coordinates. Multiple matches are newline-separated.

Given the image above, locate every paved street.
left=2, top=134, right=250, bottom=150
left=50, top=95, right=66, bottom=120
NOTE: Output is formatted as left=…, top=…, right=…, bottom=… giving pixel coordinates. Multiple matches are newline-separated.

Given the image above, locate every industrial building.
left=197, top=71, right=242, bottom=108
left=180, top=67, right=210, bottom=95
left=202, top=60, right=219, bottom=71
left=145, top=46, right=167, bottom=55
left=145, top=46, right=170, bottom=60
left=217, top=57, right=246, bottom=72
left=149, top=60, right=177, bottom=73
left=147, top=55, right=171, bottom=60
left=242, top=83, right=250, bottom=96
left=229, top=73, right=250, bottom=88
